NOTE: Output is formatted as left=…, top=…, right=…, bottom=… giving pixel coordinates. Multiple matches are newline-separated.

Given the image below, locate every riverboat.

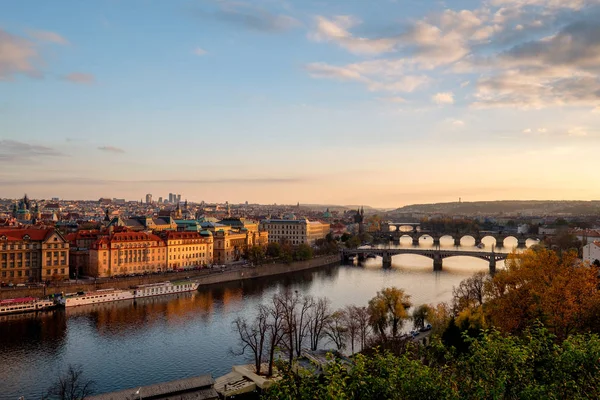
left=132, top=281, right=200, bottom=298
left=59, top=288, right=134, bottom=307
left=0, top=297, right=55, bottom=315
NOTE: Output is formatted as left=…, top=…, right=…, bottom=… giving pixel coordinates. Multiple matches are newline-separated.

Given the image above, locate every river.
left=0, top=247, right=509, bottom=398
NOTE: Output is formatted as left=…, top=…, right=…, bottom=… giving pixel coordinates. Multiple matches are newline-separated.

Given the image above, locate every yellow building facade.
left=89, top=231, right=167, bottom=278
left=162, top=231, right=213, bottom=270
left=260, top=218, right=330, bottom=245
left=0, top=228, right=69, bottom=283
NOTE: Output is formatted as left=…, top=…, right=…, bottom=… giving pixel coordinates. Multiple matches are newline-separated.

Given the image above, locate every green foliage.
left=264, top=325, right=600, bottom=400
left=294, top=244, right=313, bottom=261
left=266, top=242, right=281, bottom=258
left=246, top=245, right=266, bottom=265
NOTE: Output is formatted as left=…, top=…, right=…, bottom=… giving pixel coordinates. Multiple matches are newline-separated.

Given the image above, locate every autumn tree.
left=368, top=287, right=412, bottom=340
left=452, top=271, right=489, bottom=314
left=246, top=245, right=266, bottom=265
left=411, top=304, right=432, bottom=330
left=485, top=248, right=600, bottom=340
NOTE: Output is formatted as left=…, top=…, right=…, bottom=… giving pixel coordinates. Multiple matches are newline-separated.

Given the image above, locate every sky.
left=1, top=0, right=599, bottom=208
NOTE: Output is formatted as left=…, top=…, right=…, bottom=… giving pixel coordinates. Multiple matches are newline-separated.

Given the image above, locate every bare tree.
left=293, top=295, right=314, bottom=357
left=307, top=296, right=331, bottom=351
left=232, top=306, right=269, bottom=375
left=354, top=306, right=371, bottom=351
left=275, top=290, right=300, bottom=366
left=45, top=364, right=95, bottom=400
left=265, top=294, right=286, bottom=376
left=452, top=271, right=489, bottom=314
left=344, top=306, right=361, bottom=354
left=325, top=310, right=348, bottom=350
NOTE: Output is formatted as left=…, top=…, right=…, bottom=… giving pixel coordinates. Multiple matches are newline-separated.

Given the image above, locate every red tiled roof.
left=0, top=227, right=55, bottom=241
left=164, top=231, right=201, bottom=240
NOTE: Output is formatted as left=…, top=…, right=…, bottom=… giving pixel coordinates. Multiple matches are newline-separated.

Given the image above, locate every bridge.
left=377, top=222, right=540, bottom=249
left=340, top=247, right=509, bottom=274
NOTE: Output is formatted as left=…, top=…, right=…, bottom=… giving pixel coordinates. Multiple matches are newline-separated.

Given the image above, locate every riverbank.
left=0, top=255, right=341, bottom=300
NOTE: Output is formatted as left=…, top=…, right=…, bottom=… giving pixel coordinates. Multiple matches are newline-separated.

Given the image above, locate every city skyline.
left=2, top=0, right=600, bottom=207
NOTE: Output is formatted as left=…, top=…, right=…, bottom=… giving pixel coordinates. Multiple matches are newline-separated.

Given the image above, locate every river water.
left=1, top=241, right=518, bottom=398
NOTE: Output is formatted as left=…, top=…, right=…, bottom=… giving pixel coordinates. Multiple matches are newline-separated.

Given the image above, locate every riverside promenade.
left=0, top=254, right=341, bottom=300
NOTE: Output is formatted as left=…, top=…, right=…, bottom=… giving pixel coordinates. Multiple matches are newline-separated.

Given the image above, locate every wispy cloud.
left=0, top=29, right=41, bottom=80
left=63, top=72, right=95, bottom=84
left=0, top=140, right=63, bottom=162
left=196, top=2, right=300, bottom=33
left=193, top=47, right=207, bottom=56
left=98, top=145, right=125, bottom=153
left=28, top=30, right=69, bottom=45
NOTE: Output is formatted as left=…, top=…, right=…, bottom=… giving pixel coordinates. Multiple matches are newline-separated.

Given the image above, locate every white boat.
left=59, top=281, right=199, bottom=307
left=132, top=281, right=200, bottom=299
left=0, top=297, right=55, bottom=315
left=60, top=288, right=134, bottom=307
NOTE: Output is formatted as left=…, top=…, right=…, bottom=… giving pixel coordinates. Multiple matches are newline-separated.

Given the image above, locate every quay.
left=87, top=375, right=218, bottom=400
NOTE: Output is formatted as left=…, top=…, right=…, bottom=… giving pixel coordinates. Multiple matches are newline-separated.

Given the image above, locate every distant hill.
left=387, top=200, right=600, bottom=216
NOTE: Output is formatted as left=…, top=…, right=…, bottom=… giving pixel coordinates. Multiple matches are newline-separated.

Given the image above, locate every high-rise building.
left=168, top=193, right=174, bottom=203
left=158, top=197, right=163, bottom=204
left=177, top=194, right=182, bottom=204
left=146, top=194, right=153, bottom=204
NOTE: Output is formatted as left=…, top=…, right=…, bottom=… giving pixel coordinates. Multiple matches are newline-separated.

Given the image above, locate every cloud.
left=98, top=146, right=125, bottom=153
left=379, top=96, right=407, bottom=103
left=193, top=47, right=207, bottom=56
left=305, top=61, right=429, bottom=93
left=523, top=128, right=532, bottom=133
left=63, top=72, right=95, bottom=84
left=0, top=140, right=63, bottom=162
left=0, top=29, right=41, bottom=80
left=568, top=127, right=588, bottom=136
left=449, top=119, right=465, bottom=126
left=537, top=128, right=547, bottom=133
left=432, top=92, right=455, bottom=104
left=308, top=16, right=397, bottom=55
left=28, top=30, right=68, bottom=45
left=198, top=2, right=299, bottom=33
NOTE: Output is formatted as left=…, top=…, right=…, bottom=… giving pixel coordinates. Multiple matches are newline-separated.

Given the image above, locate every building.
left=207, top=218, right=268, bottom=264
left=107, top=216, right=177, bottom=232
left=0, top=227, right=69, bottom=283
left=146, top=194, right=153, bottom=204
left=162, top=231, right=213, bottom=269
left=583, top=242, right=600, bottom=265
left=260, top=217, right=330, bottom=246
left=88, top=230, right=167, bottom=277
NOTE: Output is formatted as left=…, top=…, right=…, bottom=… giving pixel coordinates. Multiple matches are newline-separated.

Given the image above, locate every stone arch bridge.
left=341, top=247, right=509, bottom=274
left=377, top=225, right=539, bottom=249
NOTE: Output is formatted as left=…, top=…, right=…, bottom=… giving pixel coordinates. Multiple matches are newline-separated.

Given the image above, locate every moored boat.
left=132, top=281, right=200, bottom=299
left=59, top=288, right=134, bottom=308
left=0, top=297, right=55, bottom=315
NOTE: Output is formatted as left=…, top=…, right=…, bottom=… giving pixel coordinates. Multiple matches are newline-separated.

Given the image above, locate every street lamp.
left=135, top=387, right=142, bottom=400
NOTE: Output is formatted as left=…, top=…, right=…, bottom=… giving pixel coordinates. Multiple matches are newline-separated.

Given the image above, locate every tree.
left=344, top=305, right=362, bottom=354
left=325, top=310, right=348, bottom=350
left=412, top=304, right=431, bottom=330
left=340, top=233, right=352, bottom=242
left=232, top=306, right=269, bottom=375
left=275, top=290, right=314, bottom=364
left=452, top=271, right=488, bottom=314
left=294, top=244, right=313, bottom=261
left=354, top=305, right=371, bottom=351
left=345, top=236, right=361, bottom=249
left=246, top=245, right=266, bottom=265
left=485, top=248, right=600, bottom=340
left=307, top=296, right=331, bottom=351
left=266, top=242, right=281, bottom=258
left=368, top=287, right=412, bottom=340
left=265, top=295, right=286, bottom=376
left=44, top=364, right=94, bottom=400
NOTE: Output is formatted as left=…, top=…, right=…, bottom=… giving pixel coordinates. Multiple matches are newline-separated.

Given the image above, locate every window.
left=61, top=268, right=65, bottom=274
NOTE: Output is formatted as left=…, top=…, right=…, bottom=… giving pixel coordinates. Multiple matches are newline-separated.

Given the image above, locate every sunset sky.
left=1, top=0, right=599, bottom=208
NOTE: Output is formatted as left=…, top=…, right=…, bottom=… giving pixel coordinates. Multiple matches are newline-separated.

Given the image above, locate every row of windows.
left=46, top=251, right=67, bottom=258
left=45, top=268, right=66, bottom=275
left=169, top=253, right=207, bottom=260
left=1, top=253, right=37, bottom=260
left=1, top=270, right=31, bottom=277
left=1, top=261, right=38, bottom=268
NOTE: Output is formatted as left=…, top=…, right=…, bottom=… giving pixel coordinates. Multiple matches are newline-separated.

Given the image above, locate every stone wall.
left=0, top=255, right=341, bottom=300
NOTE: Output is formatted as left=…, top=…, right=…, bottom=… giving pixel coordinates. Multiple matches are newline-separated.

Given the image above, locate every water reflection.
left=2, top=262, right=487, bottom=399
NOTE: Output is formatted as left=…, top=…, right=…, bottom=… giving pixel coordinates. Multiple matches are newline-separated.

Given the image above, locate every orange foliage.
left=485, top=248, right=600, bottom=340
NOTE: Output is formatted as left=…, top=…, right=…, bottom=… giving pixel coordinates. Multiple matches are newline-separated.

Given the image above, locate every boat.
left=59, top=288, right=134, bottom=307
left=0, top=297, right=55, bottom=315
left=131, top=281, right=200, bottom=299
left=59, top=281, right=200, bottom=308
